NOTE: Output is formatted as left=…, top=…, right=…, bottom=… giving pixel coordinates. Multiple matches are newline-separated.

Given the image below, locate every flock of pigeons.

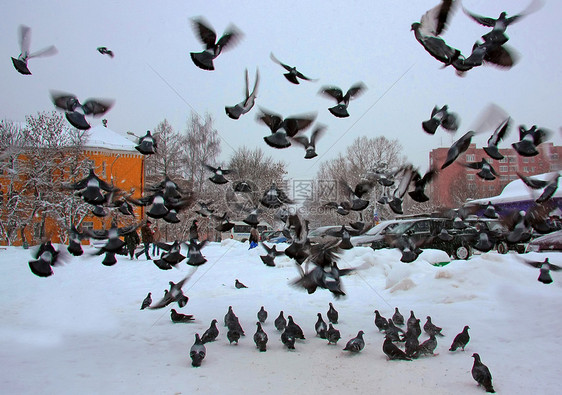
left=11, top=1, right=556, bottom=392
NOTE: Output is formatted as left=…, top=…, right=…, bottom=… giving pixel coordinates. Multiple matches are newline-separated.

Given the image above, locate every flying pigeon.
left=259, top=242, right=284, bottom=267
left=520, top=257, right=561, bottom=284
left=327, top=303, right=339, bottom=324
left=449, top=325, right=470, bottom=351
left=97, top=46, right=114, bottom=57
left=291, top=124, right=326, bottom=159
left=11, top=25, right=57, bottom=75
left=315, top=313, right=328, bottom=339
left=408, top=168, right=437, bottom=203
left=204, top=164, right=233, bottom=185
left=253, top=322, right=268, bottom=352
left=343, top=330, right=365, bottom=352
left=388, top=164, right=416, bottom=214
left=190, top=17, right=242, bottom=71
left=512, top=125, right=551, bottom=157
left=149, top=274, right=193, bottom=309
left=383, top=335, right=412, bottom=361
left=190, top=333, right=206, bottom=367
left=270, top=53, right=317, bottom=84
left=201, top=319, right=219, bottom=343
left=140, top=292, right=152, bottom=310
left=28, top=241, right=63, bottom=277
left=51, top=90, right=114, bottom=130
left=471, top=353, right=496, bottom=393
left=171, top=309, right=195, bottom=323
left=186, top=239, right=208, bottom=266
left=260, top=182, right=293, bottom=208
left=441, top=131, right=475, bottom=169
left=319, top=82, right=366, bottom=118
left=226, top=68, right=259, bottom=119
left=326, top=323, right=341, bottom=344
left=484, top=117, right=510, bottom=160
left=392, top=307, right=405, bottom=326
left=518, top=172, right=560, bottom=203
left=374, top=310, right=389, bottom=332
left=132, top=130, right=157, bottom=155
left=67, top=225, right=86, bottom=256
left=422, top=105, right=459, bottom=134
left=464, top=158, right=498, bottom=180
left=235, top=279, right=248, bottom=289
left=257, top=108, right=316, bottom=149
left=322, top=201, right=352, bottom=216
left=64, top=168, right=117, bottom=206
left=212, top=212, right=236, bottom=232
left=275, top=311, right=287, bottom=332
left=257, top=306, right=268, bottom=324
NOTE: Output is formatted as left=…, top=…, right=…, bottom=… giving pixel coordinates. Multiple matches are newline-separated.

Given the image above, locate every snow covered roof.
left=468, top=173, right=562, bottom=205
left=83, top=124, right=137, bottom=152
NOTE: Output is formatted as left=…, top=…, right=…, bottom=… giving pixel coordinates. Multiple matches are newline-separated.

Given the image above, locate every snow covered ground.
left=1, top=241, right=561, bottom=394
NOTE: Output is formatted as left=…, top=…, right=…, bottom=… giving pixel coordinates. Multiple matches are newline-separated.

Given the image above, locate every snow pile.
left=1, top=244, right=561, bottom=394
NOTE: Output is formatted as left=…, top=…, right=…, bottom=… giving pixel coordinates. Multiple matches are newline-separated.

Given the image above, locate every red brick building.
left=428, top=142, right=562, bottom=207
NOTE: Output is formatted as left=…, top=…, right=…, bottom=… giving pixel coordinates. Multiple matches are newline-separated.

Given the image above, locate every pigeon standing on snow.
left=471, top=353, right=496, bottom=393
left=383, top=335, right=412, bottom=361
left=257, top=306, right=268, bottom=323
left=190, top=334, right=206, bottom=367
left=286, top=316, right=305, bottom=339
left=140, top=292, right=152, bottom=310
left=424, top=316, right=444, bottom=336
left=418, top=334, right=438, bottom=356
left=450, top=325, right=470, bottom=351
left=190, top=17, right=242, bottom=71
left=327, top=303, right=339, bottom=324
left=343, top=330, right=365, bottom=352
left=374, top=310, right=389, bottom=332
left=235, top=279, right=248, bottom=289
left=226, top=68, right=259, bottom=119
left=319, top=82, right=367, bottom=118
left=327, top=324, right=341, bottom=344
left=275, top=311, right=287, bottom=332
left=281, top=328, right=296, bottom=350
left=392, top=308, right=405, bottom=326
left=254, top=322, right=268, bottom=352
left=315, top=313, right=328, bottom=339
left=171, top=309, right=195, bottom=323
left=201, top=319, right=219, bottom=343
left=270, top=53, right=317, bottom=84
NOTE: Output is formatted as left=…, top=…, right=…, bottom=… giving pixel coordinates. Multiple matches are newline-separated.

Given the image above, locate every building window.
left=466, top=154, right=475, bottom=162
left=523, top=157, right=529, bottom=163
left=467, top=174, right=475, bottom=181
left=531, top=157, right=535, bottom=163
left=489, top=185, right=495, bottom=191
left=509, top=156, right=517, bottom=163
left=500, top=166, right=508, bottom=172
left=510, top=166, right=518, bottom=172
left=500, top=175, right=508, bottom=181
left=552, top=153, right=559, bottom=160
left=523, top=166, right=528, bottom=172
left=82, top=221, right=93, bottom=231
left=531, top=167, right=535, bottom=172
left=509, top=175, right=517, bottom=180
left=499, top=158, right=508, bottom=163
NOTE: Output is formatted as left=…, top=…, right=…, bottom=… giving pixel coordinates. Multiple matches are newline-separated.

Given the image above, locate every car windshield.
left=388, top=221, right=417, bottom=235
left=366, top=222, right=401, bottom=235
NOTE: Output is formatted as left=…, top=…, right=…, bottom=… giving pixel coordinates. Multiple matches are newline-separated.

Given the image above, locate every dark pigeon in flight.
left=51, top=90, right=114, bottom=130
left=512, top=124, right=551, bottom=157
left=422, top=105, right=459, bottom=134
left=270, top=53, right=317, bottom=84
left=204, top=164, right=232, bottom=185
left=190, top=17, right=242, bottom=71
left=484, top=117, right=510, bottom=160
left=11, top=25, right=57, bottom=75
left=517, top=172, right=559, bottom=203
left=28, top=241, right=63, bottom=277
left=441, top=131, right=475, bottom=169
left=463, top=158, right=498, bottom=180
left=133, top=130, right=157, bottom=155
left=520, top=257, right=561, bottom=284
left=291, top=124, right=326, bottom=159
left=257, top=108, right=316, bottom=149
left=97, top=46, right=114, bottom=58
left=319, top=82, right=366, bottom=118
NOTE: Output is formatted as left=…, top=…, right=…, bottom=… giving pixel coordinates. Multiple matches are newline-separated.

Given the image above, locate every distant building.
left=0, top=123, right=144, bottom=246
left=428, top=142, right=562, bottom=207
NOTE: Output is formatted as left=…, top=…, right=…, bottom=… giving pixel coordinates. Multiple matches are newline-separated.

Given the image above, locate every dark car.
left=371, top=217, right=476, bottom=260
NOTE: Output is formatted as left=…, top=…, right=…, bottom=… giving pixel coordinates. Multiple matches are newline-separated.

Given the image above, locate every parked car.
left=351, top=220, right=405, bottom=247
left=526, top=230, right=562, bottom=252
left=262, top=230, right=288, bottom=243
left=371, top=217, right=476, bottom=260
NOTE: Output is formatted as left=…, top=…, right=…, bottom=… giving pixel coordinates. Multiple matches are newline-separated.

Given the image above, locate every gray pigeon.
left=235, top=279, right=248, bottom=289
left=201, top=319, right=219, bottom=343
left=224, top=306, right=236, bottom=327
left=518, top=172, right=560, bottom=204
left=450, top=325, right=470, bottom=351
left=315, top=313, right=328, bottom=339
left=254, top=322, right=268, bottom=352
left=424, top=316, right=444, bottom=336
left=471, top=353, right=495, bottom=393
left=374, top=310, right=389, bottom=332
left=326, top=324, right=341, bottom=345
left=392, top=307, right=405, bottom=326
left=257, top=306, right=268, bottom=323
left=512, top=125, right=551, bottom=157
left=464, top=158, right=498, bottom=180
left=327, top=303, right=339, bottom=324
left=274, top=311, right=287, bottom=332
left=227, top=329, right=241, bottom=344
left=140, top=292, right=152, bottom=310
left=343, top=330, right=365, bottom=352
left=319, top=82, right=366, bottom=118
left=383, top=335, right=412, bottom=361
left=291, top=124, right=326, bottom=159
left=270, top=53, right=317, bottom=84
left=422, top=105, right=459, bottom=134
left=11, top=25, right=58, bottom=75
left=521, top=257, right=561, bottom=284
left=286, top=316, right=305, bottom=339
left=171, top=309, right=194, bottom=323
left=404, top=330, right=420, bottom=358
left=190, top=333, right=206, bottom=367
left=190, top=17, right=242, bottom=71
left=484, top=117, right=510, bottom=160
left=441, top=131, right=476, bottom=169
left=226, top=68, right=259, bottom=119
left=281, top=329, right=296, bottom=349
left=418, top=334, right=438, bottom=356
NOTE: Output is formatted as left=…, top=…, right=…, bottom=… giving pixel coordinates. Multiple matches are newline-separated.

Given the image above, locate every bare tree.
left=144, top=119, right=184, bottom=185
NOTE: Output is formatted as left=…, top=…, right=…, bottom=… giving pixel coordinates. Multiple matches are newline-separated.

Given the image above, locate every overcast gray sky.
left=2, top=0, right=561, bottom=181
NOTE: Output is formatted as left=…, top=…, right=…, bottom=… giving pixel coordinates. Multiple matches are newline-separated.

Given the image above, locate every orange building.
left=0, top=123, right=145, bottom=246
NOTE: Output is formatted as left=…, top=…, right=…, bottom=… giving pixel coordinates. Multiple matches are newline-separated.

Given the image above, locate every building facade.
left=428, top=142, right=562, bottom=208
